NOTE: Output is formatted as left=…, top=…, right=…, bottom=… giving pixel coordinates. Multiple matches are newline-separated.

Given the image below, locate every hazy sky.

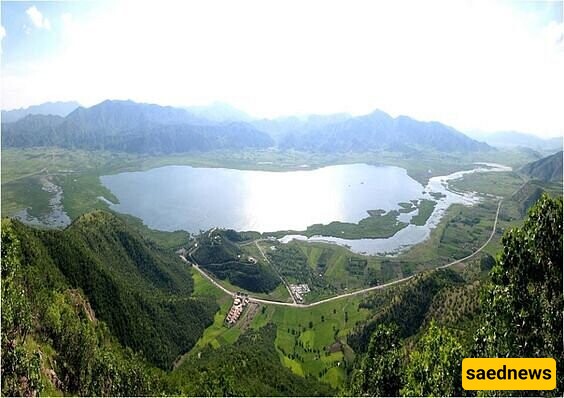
left=1, top=0, right=563, bottom=137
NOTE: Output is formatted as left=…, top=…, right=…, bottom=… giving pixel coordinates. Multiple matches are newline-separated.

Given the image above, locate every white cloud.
left=4, top=1, right=564, bottom=137
left=26, top=6, right=51, bottom=30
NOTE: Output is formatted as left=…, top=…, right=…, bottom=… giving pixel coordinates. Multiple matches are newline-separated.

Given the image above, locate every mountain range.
left=1, top=101, right=80, bottom=123
left=2, top=99, right=491, bottom=154
left=2, top=100, right=273, bottom=153
left=467, top=130, right=562, bottom=151
left=276, top=110, right=490, bottom=152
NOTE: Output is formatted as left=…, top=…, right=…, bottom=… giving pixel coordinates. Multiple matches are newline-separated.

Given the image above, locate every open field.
left=251, top=298, right=373, bottom=387
left=172, top=269, right=242, bottom=369
left=1, top=175, right=51, bottom=217
left=276, top=240, right=381, bottom=294
left=449, top=171, right=525, bottom=197
left=183, top=256, right=380, bottom=388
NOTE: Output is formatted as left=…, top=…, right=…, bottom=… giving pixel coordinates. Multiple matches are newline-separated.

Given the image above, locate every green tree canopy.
left=350, top=323, right=403, bottom=396
left=401, top=321, right=465, bottom=397
left=475, top=194, right=563, bottom=395
left=1, top=222, right=43, bottom=396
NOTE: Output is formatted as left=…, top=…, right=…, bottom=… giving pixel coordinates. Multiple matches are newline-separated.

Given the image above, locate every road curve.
left=181, top=257, right=233, bottom=296
left=183, top=199, right=503, bottom=308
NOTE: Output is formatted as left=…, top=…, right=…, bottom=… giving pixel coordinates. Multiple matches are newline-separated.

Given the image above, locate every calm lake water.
left=279, top=163, right=511, bottom=254
left=100, top=162, right=511, bottom=255
left=100, top=164, right=424, bottom=233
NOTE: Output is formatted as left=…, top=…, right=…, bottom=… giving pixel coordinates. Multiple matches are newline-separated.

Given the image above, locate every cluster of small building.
left=225, top=293, right=250, bottom=326
left=289, top=283, right=311, bottom=303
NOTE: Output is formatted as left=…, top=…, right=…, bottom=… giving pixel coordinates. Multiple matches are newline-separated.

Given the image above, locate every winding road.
left=182, top=199, right=503, bottom=308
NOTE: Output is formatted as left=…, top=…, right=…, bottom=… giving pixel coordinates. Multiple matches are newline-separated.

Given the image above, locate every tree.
left=479, top=253, right=495, bottom=272
left=350, top=323, right=403, bottom=396
left=1, top=222, right=43, bottom=396
left=402, top=321, right=465, bottom=397
left=474, top=194, right=563, bottom=396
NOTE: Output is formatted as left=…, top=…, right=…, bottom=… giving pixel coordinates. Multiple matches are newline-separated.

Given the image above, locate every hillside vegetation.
left=192, top=229, right=281, bottom=293
left=350, top=194, right=563, bottom=396
left=170, top=324, right=334, bottom=396
left=2, top=212, right=217, bottom=370
left=1, top=212, right=339, bottom=396
left=2, top=218, right=170, bottom=395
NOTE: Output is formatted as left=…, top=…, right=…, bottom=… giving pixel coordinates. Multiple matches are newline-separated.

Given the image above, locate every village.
left=289, top=283, right=311, bottom=303
left=224, top=292, right=250, bottom=326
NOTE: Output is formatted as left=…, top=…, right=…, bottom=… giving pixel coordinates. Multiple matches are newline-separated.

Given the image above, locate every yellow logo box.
left=462, top=358, right=556, bottom=390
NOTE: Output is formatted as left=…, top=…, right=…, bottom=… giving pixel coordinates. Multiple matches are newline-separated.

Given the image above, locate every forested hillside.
left=1, top=212, right=218, bottom=376
left=192, top=229, right=281, bottom=293
left=1, top=212, right=338, bottom=396
left=1, top=218, right=169, bottom=395
left=350, top=194, right=563, bottom=396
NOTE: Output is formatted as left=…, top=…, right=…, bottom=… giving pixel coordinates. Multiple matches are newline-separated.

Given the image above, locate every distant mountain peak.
left=465, top=130, right=562, bottom=151
left=3, top=98, right=492, bottom=154
left=2, top=101, right=80, bottom=123
left=2, top=99, right=274, bottom=153
left=184, top=102, right=252, bottom=123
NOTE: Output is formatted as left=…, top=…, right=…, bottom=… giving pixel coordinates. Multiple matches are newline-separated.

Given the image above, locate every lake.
left=100, top=162, right=511, bottom=254
left=100, top=164, right=424, bottom=233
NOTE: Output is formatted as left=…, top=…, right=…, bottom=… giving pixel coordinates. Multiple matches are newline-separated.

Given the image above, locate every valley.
left=3, top=1, right=563, bottom=394
left=3, top=141, right=561, bottom=395
left=2, top=144, right=559, bottom=307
